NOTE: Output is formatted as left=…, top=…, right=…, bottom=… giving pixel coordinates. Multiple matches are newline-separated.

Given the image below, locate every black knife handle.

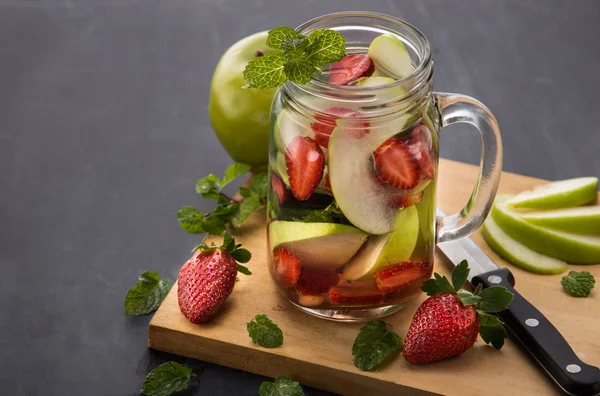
left=472, top=268, right=600, bottom=396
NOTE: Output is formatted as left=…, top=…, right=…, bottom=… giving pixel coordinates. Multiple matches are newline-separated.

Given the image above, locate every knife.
left=436, top=213, right=600, bottom=396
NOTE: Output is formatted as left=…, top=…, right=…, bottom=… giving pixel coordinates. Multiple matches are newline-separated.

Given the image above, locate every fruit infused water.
left=267, top=32, right=440, bottom=317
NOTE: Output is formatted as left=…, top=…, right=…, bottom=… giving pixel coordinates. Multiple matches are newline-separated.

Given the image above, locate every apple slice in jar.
left=342, top=205, right=419, bottom=281
left=368, top=34, right=413, bottom=79
left=268, top=221, right=368, bottom=270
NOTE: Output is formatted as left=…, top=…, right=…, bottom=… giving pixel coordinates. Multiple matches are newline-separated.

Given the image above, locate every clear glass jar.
left=266, top=12, right=502, bottom=321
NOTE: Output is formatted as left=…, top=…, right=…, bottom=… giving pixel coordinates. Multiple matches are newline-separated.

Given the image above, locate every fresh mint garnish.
left=243, top=26, right=346, bottom=89
left=421, top=261, right=513, bottom=350
left=259, top=375, right=305, bottom=396
left=561, top=271, right=595, bottom=297
left=141, top=361, right=196, bottom=396
left=352, top=319, right=403, bottom=371
left=177, top=163, right=268, bottom=235
left=124, top=271, right=172, bottom=316
left=247, top=314, right=284, bottom=348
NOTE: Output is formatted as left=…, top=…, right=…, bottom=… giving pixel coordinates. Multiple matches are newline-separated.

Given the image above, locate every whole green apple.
left=209, top=31, right=278, bottom=171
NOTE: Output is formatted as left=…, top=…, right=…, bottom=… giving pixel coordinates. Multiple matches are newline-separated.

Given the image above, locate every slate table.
left=1, top=0, right=599, bottom=395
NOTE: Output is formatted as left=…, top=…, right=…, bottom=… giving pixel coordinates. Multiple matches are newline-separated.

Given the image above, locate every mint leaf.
left=457, top=291, right=481, bottom=306
left=279, top=202, right=345, bottom=223
left=195, top=174, right=220, bottom=199
left=421, top=272, right=456, bottom=296
left=478, top=286, right=513, bottom=313
left=561, top=271, right=595, bottom=297
left=236, top=196, right=264, bottom=224
left=247, top=314, right=283, bottom=348
left=284, top=58, right=316, bottom=85
left=259, top=375, right=305, bottom=396
left=243, top=52, right=288, bottom=89
left=199, top=215, right=227, bottom=235
left=281, top=36, right=309, bottom=52
left=477, top=312, right=507, bottom=350
left=141, top=361, right=195, bottom=396
left=267, top=26, right=300, bottom=49
left=177, top=206, right=205, bottom=234
left=124, top=271, right=172, bottom=316
left=352, top=319, right=402, bottom=371
left=220, top=163, right=251, bottom=189
left=306, top=29, right=346, bottom=66
left=248, top=172, right=270, bottom=199
left=212, top=204, right=240, bottom=223
left=451, top=260, right=469, bottom=291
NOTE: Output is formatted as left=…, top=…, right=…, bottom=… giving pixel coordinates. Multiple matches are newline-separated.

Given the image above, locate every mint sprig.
left=243, top=26, right=346, bottom=89
left=421, top=260, right=513, bottom=350
left=352, top=319, right=403, bottom=371
left=177, top=163, right=268, bottom=235
left=561, top=271, right=595, bottom=297
left=124, top=271, right=173, bottom=316
left=247, top=314, right=284, bottom=348
left=141, top=361, right=196, bottom=396
left=259, top=375, right=305, bottom=396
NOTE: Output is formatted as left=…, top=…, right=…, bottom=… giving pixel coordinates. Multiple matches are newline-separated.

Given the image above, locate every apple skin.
left=492, top=194, right=600, bottom=264
left=507, top=177, right=598, bottom=209
left=209, top=31, right=277, bottom=171
left=482, top=213, right=567, bottom=275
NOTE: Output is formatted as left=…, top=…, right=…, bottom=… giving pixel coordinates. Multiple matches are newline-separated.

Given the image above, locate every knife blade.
left=436, top=210, right=600, bottom=396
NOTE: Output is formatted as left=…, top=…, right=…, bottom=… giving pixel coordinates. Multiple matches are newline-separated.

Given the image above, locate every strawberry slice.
left=296, top=268, right=340, bottom=295
left=385, top=281, right=423, bottom=303
left=285, top=136, right=324, bottom=201
left=374, top=261, right=432, bottom=293
left=374, top=137, right=420, bottom=190
left=271, top=173, right=291, bottom=204
left=391, top=191, right=424, bottom=209
left=329, top=54, right=375, bottom=85
left=273, top=247, right=301, bottom=288
left=311, top=107, right=356, bottom=147
left=328, top=286, right=386, bottom=305
left=410, top=124, right=435, bottom=180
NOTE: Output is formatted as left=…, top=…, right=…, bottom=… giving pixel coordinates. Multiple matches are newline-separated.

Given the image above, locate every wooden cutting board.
left=148, top=159, right=600, bottom=396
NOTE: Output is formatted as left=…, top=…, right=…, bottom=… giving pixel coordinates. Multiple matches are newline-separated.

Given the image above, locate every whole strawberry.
left=403, top=261, right=513, bottom=364
left=178, top=233, right=251, bottom=324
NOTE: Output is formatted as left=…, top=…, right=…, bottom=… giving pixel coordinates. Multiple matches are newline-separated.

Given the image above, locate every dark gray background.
left=1, top=0, right=599, bottom=395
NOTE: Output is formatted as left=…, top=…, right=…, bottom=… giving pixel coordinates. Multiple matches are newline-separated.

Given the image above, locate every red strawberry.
left=328, top=286, right=385, bottom=305
left=271, top=173, right=291, bottom=204
left=391, top=191, right=424, bottom=209
left=402, top=262, right=513, bottom=364
left=410, top=124, right=435, bottom=180
left=374, top=137, right=420, bottom=190
left=374, top=261, right=432, bottom=292
left=273, top=247, right=301, bottom=288
left=296, top=268, right=340, bottom=295
left=285, top=136, right=324, bottom=201
left=329, top=54, right=375, bottom=85
left=311, top=107, right=356, bottom=147
left=177, top=234, right=251, bottom=324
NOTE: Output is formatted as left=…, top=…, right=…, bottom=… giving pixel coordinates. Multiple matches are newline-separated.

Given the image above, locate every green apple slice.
left=273, top=109, right=306, bottom=153
left=328, top=117, right=415, bottom=234
left=368, top=34, right=413, bottom=79
left=492, top=195, right=600, bottom=264
left=506, top=177, right=598, bottom=209
left=353, top=76, right=396, bottom=87
left=342, top=205, right=419, bottom=280
left=482, top=214, right=567, bottom=275
left=520, top=206, right=600, bottom=234
left=268, top=221, right=368, bottom=270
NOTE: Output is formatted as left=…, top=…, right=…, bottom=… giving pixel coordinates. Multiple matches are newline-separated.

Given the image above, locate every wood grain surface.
left=148, top=159, right=600, bottom=396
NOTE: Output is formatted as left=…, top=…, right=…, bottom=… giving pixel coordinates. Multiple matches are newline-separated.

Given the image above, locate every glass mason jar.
left=266, top=12, right=502, bottom=321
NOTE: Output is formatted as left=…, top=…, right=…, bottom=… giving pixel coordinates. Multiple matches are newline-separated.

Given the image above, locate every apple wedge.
left=492, top=195, right=600, bottom=264
left=368, top=34, right=413, bottom=79
left=520, top=206, right=600, bottom=234
left=268, top=221, right=368, bottom=270
left=506, top=177, right=598, bottom=209
left=342, top=205, right=419, bottom=280
left=482, top=214, right=567, bottom=275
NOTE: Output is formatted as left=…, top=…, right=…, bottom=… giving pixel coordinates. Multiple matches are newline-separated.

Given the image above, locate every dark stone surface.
left=0, top=0, right=598, bottom=395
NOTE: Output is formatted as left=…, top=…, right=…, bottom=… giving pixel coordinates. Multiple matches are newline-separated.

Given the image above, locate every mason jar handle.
left=434, top=92, right=503, bottom=243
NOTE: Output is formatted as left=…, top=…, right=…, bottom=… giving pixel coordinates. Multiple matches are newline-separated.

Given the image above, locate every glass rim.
left=291, top=11, right=432, bottom=96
